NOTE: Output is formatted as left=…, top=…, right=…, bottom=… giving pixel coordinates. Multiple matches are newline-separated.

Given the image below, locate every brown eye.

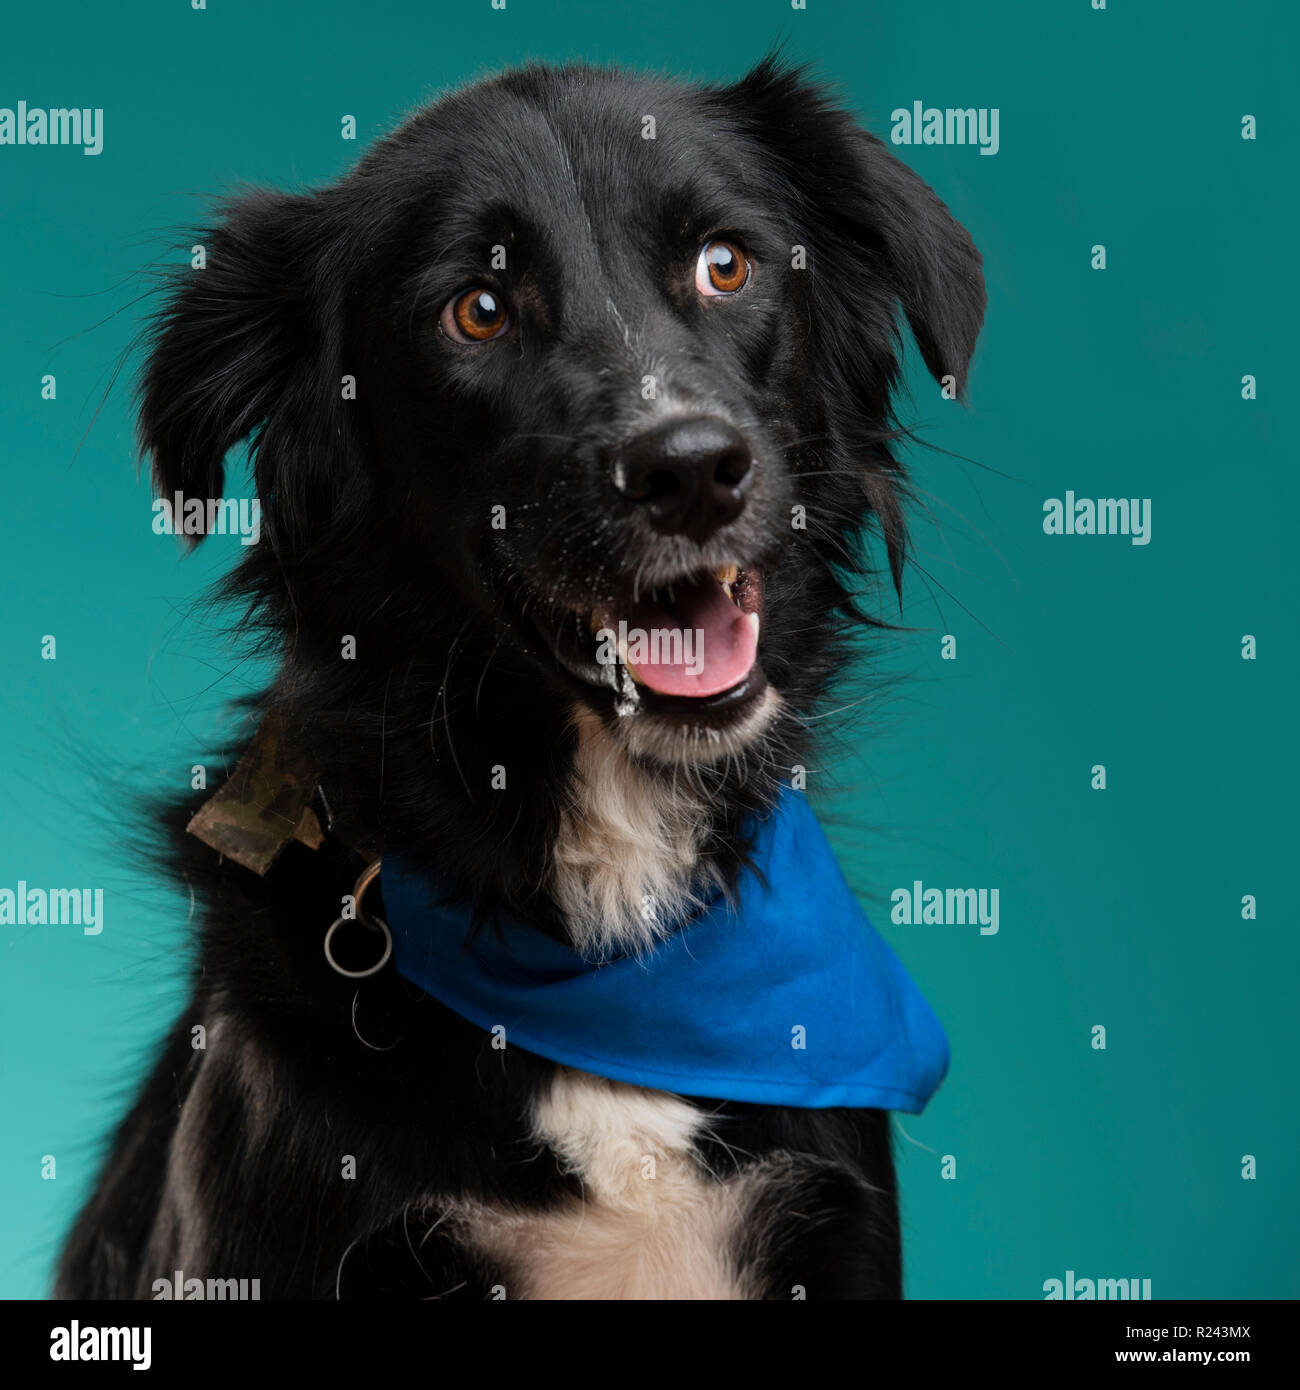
left=441, top=287, right=509, bottom=342
left=696, top=240, right=751, bottom=296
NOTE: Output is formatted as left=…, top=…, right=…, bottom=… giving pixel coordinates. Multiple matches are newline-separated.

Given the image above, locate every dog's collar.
left=381, top=787, right=949, bottom=1112
left=186, top=710, right=380, bottom=874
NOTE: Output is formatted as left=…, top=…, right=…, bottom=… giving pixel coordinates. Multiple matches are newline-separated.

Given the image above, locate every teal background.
left=1, top=0, right=1295, bottom=1299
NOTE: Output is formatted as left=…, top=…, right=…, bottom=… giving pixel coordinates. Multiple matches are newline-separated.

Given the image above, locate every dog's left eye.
left=440, top=287, right=510, bottom=343
left=695, top=240, right=751, bottom=297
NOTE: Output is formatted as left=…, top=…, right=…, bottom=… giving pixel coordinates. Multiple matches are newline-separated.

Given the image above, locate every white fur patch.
left=532, top=1069, right=707, bottom=1211
left=621, top=683, right=782, bottom=767
left=456, top=1069, right=752, bottom=1300
left=549, top=706, right=717, bottom=955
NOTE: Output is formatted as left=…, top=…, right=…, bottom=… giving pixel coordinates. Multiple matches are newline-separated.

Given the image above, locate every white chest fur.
left=458, top=1069, right=754, bottom=1300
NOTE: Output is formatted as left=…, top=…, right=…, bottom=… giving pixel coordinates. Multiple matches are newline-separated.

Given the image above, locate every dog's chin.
left=519, top=562, right=784, bottom=767
left=612, top=679, right=784, bottom=768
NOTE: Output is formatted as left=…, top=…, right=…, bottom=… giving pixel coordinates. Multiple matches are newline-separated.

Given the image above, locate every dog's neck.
left=275, top=686, right=749, bottom=955
left=548, top=707, right=721, bottom=957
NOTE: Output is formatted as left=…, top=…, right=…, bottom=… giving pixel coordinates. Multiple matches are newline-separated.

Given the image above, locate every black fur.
left=57, top=59, right=983, bottom=1300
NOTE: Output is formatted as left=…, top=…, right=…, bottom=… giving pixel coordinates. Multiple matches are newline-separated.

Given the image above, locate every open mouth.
left=592, top=564, right=764, bottom=703
left=533, top=565, right=767, bottom=717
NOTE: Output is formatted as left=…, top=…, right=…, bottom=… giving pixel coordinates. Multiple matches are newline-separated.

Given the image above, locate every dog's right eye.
left=440, top=287, right=510, bottom=343
left=696, top=240, right=751, bottom=297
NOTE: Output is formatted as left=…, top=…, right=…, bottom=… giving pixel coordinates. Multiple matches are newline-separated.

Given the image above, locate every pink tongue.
left=622, top=578, right=757, bottom=698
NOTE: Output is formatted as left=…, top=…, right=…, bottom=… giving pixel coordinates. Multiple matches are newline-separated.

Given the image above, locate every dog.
left=57, top=57, right=983, bottom=1301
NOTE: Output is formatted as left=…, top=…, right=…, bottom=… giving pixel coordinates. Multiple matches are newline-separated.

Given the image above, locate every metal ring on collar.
left=323, top=860, right=392, bottom=979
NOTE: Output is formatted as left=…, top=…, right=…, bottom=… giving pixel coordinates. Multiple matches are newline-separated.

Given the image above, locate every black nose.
left=613, top=417, right=754, bottom=542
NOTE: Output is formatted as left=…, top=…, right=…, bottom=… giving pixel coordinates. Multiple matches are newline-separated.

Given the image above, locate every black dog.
left=58, top=58, right=983, bottom=1300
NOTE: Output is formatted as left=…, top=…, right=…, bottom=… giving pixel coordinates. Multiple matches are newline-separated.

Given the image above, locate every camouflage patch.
left=186, top=710, right=321, bottom=875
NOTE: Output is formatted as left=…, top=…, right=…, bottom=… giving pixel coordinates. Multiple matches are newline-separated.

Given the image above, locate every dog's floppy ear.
left=722, top=60, right=986, bottom=397
left=838, top=127, right=986, bottom=397
left=139, top=189, right=346, bottom=548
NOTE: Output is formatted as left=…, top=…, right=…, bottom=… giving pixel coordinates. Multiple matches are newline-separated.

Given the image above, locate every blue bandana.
left=381, top=788, right=949, bottom=1111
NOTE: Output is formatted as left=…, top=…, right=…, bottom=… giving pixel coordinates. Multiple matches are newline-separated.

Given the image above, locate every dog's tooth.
left=745, top=610, right=760, bottom=642
left=715, top=563, right=739, bottom=586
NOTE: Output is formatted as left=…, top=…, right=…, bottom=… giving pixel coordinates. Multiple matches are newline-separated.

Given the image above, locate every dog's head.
left=141, top=60, right=983, bottom=929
